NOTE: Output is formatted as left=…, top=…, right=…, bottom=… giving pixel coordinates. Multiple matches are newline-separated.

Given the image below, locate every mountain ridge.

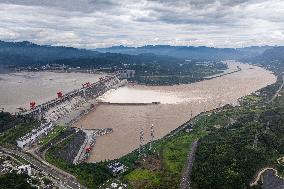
left=96, top=45, right=274, bottom=60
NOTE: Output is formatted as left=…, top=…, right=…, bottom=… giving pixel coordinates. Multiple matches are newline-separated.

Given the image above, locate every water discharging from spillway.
left=74, top=62, right=277, bottom=162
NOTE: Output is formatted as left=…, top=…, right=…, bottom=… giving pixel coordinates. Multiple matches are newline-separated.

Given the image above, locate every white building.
left=17, top=122, right=54, bottom=149
left=17, top=164, right=32, bottom=175
left=117, top=70, right=135, bottom=79
left=107, top=162, right=127, bottom=174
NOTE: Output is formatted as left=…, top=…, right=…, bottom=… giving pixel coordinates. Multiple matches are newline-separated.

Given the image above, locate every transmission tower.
left=149, top=124, right=155, bottom=151
left=139, top=128, right=145, bottom=157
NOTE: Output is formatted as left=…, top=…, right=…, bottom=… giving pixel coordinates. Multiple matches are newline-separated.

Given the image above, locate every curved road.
left=269, top=75, right=284, bottom=103
left=250, top=167, right=284, bottom=187
left=0, top=146, right=86, bottom=189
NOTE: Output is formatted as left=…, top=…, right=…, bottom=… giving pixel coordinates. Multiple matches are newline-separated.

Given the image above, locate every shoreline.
left=73, top=62, right=276, bottom=162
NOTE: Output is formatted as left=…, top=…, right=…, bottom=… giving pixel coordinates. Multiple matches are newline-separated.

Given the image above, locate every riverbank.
left=109, top=71, right=284, bottom=189
left=41, top=61, right=281, bottom=189
left=74, top=61, right=276, bottom=162
left=0, top=71, right=104, bottom=113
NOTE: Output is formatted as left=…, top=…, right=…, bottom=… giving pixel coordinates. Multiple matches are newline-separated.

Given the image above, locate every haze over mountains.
left=0, top=40, right=283, bottom=68
left=0, top=41, right=99, bottom=65
left=96, top=45, right=272, bottom=60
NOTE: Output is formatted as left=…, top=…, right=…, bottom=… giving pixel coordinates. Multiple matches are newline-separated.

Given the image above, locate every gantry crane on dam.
left=20, top=73, right=128, bottom=119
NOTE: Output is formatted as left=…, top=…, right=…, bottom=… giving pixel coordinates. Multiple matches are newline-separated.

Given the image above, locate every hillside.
left=246, top=46, right=284, bottom=72
left=96, top=45, right=272, bottom=60
left=0, top=40, right=274, bottom=67
left=0, top=41, right=99, bottom=66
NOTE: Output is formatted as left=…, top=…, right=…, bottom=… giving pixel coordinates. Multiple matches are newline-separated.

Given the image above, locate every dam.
left=21, top=74, right=123, bottom=119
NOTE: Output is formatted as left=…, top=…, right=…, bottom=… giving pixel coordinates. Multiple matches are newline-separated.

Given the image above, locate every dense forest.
left=245, top=46, right=284, bottom=73
left=191, top=72, right=284, bottom=189
left=0, top=172, right=35, bottom=189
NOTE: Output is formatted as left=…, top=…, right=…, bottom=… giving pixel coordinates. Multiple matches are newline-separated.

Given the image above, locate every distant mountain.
left=0, top=40, right=99, bottom=65
left=0, top=40, right=276, bottom=69
left=251, top=46, right=284, bottom=62
left=246, top=46, right=284, bottom=72
left=237, top=46, right=272, bottom=56
left=96, top=45, right=273, bottom=60
left=0, top=41, right=189, bottom=69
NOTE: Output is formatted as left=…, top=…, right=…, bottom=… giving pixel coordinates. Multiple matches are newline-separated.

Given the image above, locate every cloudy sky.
left=0, top=0, right=284, bottom=48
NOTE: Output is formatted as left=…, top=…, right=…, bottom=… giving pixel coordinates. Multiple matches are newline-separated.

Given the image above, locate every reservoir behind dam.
left=0, top=72, right=103, bottom=112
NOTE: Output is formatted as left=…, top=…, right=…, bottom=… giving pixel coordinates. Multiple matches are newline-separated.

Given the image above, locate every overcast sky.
left=0, top=0, right=284, bottom=48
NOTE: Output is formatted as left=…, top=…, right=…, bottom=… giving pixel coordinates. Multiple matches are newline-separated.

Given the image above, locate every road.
left=0, top=146, right=86, bottom=189
left=250, top=167, right=284, bottom=187
left=180, top=140, right=199, bottom=189
left=269, top=75, right=284, bottom=103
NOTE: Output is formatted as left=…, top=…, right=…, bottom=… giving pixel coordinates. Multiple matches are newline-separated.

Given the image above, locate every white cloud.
left=0, top=0, right=283, bottom=48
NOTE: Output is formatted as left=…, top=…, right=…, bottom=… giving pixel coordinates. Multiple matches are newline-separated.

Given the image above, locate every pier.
left=73, top=128, right=113, bottom=164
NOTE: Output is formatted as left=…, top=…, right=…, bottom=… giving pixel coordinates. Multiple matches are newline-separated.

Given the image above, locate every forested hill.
left=96, top=45, right=272, bottom=60
left=0, top=40, right=99, bottom=65
left=248, top=46, right=284, bottom=63
left=0, top=41, right=196, bottom=68
left=0, top=40, right=277, bottom=68
left=245, top=46, right=284, bottom=72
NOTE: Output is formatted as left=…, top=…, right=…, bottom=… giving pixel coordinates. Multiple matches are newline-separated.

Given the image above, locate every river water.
left=0, top=62, right=277, bottom=162
left=0, top=71, right=102, bottom=112
left=74, top=61, right=276, bottom=162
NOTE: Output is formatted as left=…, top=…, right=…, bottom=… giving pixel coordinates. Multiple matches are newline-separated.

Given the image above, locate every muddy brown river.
left=0, top=72, right=103, bottom=112
left=74, top=61, right=276, bottom=162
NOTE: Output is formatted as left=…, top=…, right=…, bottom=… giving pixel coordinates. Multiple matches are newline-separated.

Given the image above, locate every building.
left=117, top=70, right=135, bottom=79
left=17, top=122, right=54, bottom=149
left=17, top=165, right=32, bottom=175
left=107, top=162, right=127, bottom=174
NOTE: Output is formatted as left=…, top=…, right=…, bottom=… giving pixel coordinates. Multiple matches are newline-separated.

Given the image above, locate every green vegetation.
left=0, top=172, right=35, bottom=189
left=45, top=131, right=113, bottom=188
left=35, top=73, right=284, bottom=189
left=114, top=110, right=235, bottom=189
left=106, top=72, right=283, bottom=189
left=43, top=110, right=221, bottom=189
left=42, top=177, right=52, bottom=185
left=128, top=61, right=227, bottom=85
left=191, top=79, right=284, bottom=189
left=36, top=61, right=283, bottom=189
left=46, top=150, right=113, bottom=188
left=0, top=113, right=39, bottom=146
left=38, top=125, right=67, bottom=146
left=0, top=112, right=34, bottom=133
left=125, top=169, right=160, bottom=186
